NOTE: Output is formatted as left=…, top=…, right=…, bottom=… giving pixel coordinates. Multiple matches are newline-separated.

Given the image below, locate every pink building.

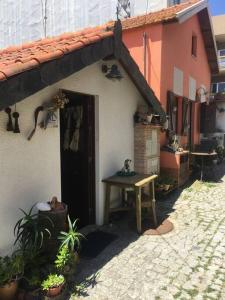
left=122, top=0, right=218, bottom=184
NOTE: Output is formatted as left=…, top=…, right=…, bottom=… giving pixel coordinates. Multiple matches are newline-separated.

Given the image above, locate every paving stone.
left=70, top=164, right=225, bottom=300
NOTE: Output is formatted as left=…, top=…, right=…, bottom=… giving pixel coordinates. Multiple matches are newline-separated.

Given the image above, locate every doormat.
left=81, top=230, right=118, bottom=259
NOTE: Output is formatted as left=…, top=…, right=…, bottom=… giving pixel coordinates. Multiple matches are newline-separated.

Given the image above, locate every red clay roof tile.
left=121, top=0, right=202, bottom=30
left=0, top=24, right=113, bottom=81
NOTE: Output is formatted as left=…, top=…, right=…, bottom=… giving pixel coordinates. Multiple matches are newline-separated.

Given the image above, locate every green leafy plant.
left=0, top=252, right=24, bottom=287
left=54, top=245, right=70, bottom=271
left=14, top=204, right=53, bottom=254
left=58, top=216, right=84, bottom=252
left=22, top=254, right=50, bottom=290
left=41, top=274, right=64, bottom=290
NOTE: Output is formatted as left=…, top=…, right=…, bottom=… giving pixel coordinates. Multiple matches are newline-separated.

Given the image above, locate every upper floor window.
left=173, top=0, right=181, bottom=4
left=211, top=82, right=225, bottom=94
left=218, top=49, right=225, bottom=69
left=218, top=49, right=225, bottom=57
left=192, top=35, right=197, bottom=57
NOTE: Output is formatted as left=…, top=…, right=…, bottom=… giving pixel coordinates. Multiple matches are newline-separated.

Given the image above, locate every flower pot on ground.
left=0, top=252, right=24, bottom=299
left=0, top=281, right=18, bottom=300
left=55, top=216, right=83, bottom=276
left=55, top=245, right=79, bottom=277
left=41, top=274, right=65, bottom=297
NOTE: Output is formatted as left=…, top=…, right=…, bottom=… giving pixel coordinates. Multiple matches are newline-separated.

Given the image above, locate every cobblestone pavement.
left=71, top=165, right=225, bottom=300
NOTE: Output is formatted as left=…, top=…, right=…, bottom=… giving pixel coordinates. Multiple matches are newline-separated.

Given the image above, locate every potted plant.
left=14, top=204, right=53, bottom=254
left=56, top=216, right=84, bottom=275
left=41, top=274, right=65, bottom=297
left=0, top=252, right=24, bottom=299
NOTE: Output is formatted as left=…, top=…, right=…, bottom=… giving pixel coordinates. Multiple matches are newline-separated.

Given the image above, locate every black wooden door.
left=60, top=91, right=95, bottom=227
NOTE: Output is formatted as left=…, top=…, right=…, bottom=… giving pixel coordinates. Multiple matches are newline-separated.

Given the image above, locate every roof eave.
left=197, top=7, right=219, bottom=74
left=176, top=0, right=207, bottom=24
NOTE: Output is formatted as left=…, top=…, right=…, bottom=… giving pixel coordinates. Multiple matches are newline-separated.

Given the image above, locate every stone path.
left=70, top=165, right=225, bottom=300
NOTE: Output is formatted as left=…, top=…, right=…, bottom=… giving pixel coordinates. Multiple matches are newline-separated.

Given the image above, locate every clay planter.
left=0, top=280, right=18, bottom=300
left=46, top=282, right=64, bottom=297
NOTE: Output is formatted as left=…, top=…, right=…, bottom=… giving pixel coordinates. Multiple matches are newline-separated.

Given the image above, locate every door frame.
left=60, top=89, right=96, bottom=225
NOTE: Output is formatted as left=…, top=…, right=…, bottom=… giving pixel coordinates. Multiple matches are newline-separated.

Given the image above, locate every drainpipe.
left=143, top=32, right=147, bottom=79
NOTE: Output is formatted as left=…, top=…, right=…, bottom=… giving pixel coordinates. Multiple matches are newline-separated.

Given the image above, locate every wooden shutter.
left=167, top=91, right=176, bottom=132
left=181, top=97, right=189, bottom=135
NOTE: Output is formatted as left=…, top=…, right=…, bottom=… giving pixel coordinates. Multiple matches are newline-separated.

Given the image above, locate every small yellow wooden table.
left=102, top=174, right=158, bottom=233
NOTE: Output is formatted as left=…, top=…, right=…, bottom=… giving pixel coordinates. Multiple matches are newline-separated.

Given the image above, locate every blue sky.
left=208, top=0, right=225, bottom=16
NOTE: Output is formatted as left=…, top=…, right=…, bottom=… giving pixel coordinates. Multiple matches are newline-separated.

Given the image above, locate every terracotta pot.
left=0, top=281, right=18, bottom=300
left=46, top=283, right=64, bottom=297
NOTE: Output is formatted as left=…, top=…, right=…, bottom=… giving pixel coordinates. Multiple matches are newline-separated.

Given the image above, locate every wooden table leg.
left=151, top=181, right=157, bottom=227
left=135, top=187, right=142, bottom=233
left=104, top=183, right=111, bottom=224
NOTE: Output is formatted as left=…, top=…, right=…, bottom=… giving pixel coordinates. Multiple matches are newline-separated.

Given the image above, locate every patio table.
left=190, top=151, right=217, bottom=181
left=102, top=174, right=158, bottom=233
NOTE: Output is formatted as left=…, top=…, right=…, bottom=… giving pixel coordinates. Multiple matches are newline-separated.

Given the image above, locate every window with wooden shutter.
left=167, top=91, right=178, bottom=133
left=181, top=97, right=189, bottom=135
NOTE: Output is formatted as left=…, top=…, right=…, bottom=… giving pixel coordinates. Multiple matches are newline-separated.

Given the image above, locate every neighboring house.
left=135, top=0, right=188, bottom=15
left=208, top=14, right=225, bottom=143
left=0, top=0, right=190, bottom=49
left=121, top=0, right=218, bottom=185
left=0, top=22, right=165, bottom=253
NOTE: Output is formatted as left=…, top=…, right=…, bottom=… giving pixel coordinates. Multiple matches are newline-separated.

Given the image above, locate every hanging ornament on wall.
left=27, top=106, right=44, bottom=140
left=12, top=105, right=20, bottom=133
left=27, top=90, right=69, bottom=141
left=4, top=107, right=13, bottom=131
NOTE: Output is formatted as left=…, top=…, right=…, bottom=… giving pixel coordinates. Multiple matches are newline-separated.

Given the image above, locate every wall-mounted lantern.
left=102, top=64, right=123, bottom=80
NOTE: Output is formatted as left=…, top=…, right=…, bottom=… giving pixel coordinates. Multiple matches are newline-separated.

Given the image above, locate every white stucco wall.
left=0, top=60, right=144, bottom=253
left=0, top=86, right=61, bottom=255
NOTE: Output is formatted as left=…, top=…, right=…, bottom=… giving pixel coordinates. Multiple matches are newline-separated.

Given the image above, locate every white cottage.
left=0, top=21, right=165, bottom=253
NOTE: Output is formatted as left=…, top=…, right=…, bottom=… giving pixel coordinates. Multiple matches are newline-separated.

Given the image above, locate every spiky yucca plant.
left=58, top=216, right=84, bottom=252
left=14, top=204, right=53, bottom=255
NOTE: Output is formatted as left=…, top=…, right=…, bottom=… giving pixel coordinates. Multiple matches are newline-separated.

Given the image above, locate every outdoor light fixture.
left=197, top=86, right=209, bottom=103
left=102, top=64, right=123, bottom=80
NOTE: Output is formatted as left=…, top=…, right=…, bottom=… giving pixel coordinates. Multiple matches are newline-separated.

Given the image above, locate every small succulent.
left=54, top=245, right=70, bottom=271
left=41, top=274, right=64, bottom=290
